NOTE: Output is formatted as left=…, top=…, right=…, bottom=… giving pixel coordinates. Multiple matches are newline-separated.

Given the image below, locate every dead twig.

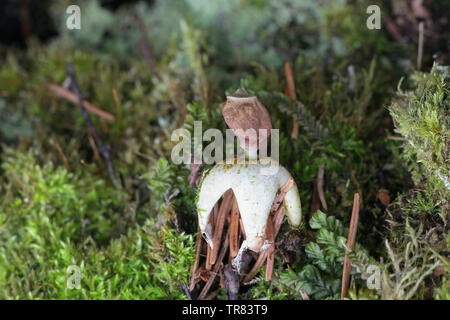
left=244, top=249, right=268, bottom=283
left=88, top=135, right=104, bottom=168
left=189, top=267, right=205, bottom=293
left=182, top=282, right=192, bottom=300
left=133, top=13, right=161, bottom=80
left=205, top=238, right=213, bottom=271
left=112, top=87, right=122, bottom=128
left=244, top=206, right=284, bottom=283
left=205, top=204, right=218, bottom=271
left=53, top=138, right=70, bottom=171
left=210, top=190, right=234, bottom=265
left=272, top=205, right=286, bottom=241
left=271, top=178, right=294, bottom=215
left=417, top=21, right=424, bottom=70
left=284, top=61, right=299, bottom=139
left=48, top=83, right=115, bottom=121
left=300, top=289, right=310, bottom=300
left=65, top=64, right=119, bottom=188
left=317, top=163, right=328, bottom=210
left=341, top=193, right=360, bottom=299
left=266, top=178, right=295, bottom=280
left=189, top=230, right=203, bottom=290
left=198, top=229, right=230, bottom=300
left=239, top=217, right=246, bottom=239
left=309, top=180, right=320, bottom=219
left=387, top=135, right=406, bottom=141
left=265, top=215, right=275, bottom=280
left=309, top=163, right=327, bottom=220
left=229, top=197, right=241, bottom=259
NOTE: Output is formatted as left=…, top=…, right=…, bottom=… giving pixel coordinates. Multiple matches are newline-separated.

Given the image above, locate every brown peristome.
left=222, top=88, right=272, bottom=149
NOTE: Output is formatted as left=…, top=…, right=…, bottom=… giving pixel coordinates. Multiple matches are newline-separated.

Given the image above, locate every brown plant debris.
left=53, top=138, right=70, bottom=171
left=341, top=193, right=360, bottom=299
left=63, top=64, right=119, bottom=188
left=284, top=61, right=299, bottom=139
left=48, top=83, right=115, bottom=121
left=189, top=178, right=294, bottom=299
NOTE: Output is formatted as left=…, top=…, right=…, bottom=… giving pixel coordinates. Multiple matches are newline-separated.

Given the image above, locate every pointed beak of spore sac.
left=196, top=159, right=301, bottom=253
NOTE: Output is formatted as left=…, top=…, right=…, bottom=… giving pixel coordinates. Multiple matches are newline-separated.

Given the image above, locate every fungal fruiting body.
left=196, top=157, right=301, bottom=253
left=222, top=88, right=272, bottom=150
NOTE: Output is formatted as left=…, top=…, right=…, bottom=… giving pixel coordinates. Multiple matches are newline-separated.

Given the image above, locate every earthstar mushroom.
left=196, top=88, right=302, bottom=270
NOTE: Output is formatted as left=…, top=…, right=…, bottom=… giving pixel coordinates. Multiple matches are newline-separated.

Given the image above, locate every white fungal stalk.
left=196, top=157, right=301, bottom=253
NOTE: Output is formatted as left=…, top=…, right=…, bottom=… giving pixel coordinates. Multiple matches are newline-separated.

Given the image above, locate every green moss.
left=389, top=64, right=449, bottom=195
left=0, top=150, right=194, bottom=299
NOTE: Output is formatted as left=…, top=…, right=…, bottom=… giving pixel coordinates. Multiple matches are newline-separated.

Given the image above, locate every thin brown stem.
left=317, top=163, right=328, bottom=210
left=198, top=230, right=230, bottom=300
left=284, top=61, right=299, bottom=139
left=341, top=193, right=360, bottom=299
left=65, top=64, right=119, bottom=188
left=210, top=190, right=234, bottom=265
left=48, top=83, right=115, bottom=121
left=265, top=215, right=275, bottom=280
left=133, top=13, right=161, bottom=80
left=229, top=197, right=240, bottom=259
left=417, top=21, right=424, bottom=70
left=53, top=138, right=70, bottom=171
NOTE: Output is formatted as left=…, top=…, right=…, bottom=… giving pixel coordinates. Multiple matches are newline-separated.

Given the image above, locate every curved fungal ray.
left=196, top=158, right=301, bottom=252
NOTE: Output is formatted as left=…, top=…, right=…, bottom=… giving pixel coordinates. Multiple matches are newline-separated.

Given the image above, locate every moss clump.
left=390, top=65, right=449, bottom=193
left=381, top=65, right=449, bottom=299
left=0, top=150, right=195, bottom=299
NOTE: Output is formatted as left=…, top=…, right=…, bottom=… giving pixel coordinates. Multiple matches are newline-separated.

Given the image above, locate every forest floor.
left=0, top=0, right=448, bottom=300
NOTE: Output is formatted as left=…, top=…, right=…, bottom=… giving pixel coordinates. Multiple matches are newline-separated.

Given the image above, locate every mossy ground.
left=0, top=0, right=448, bottom=299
